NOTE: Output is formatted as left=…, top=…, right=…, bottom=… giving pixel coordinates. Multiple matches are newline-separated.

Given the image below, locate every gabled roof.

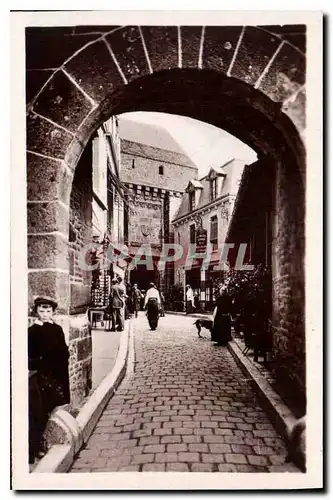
left=185, top=180, right=204, bottom=192
left=172, top=158, right=246, bottom=222
left=119, top=118, right=197, bottom=169
left=206, top=165, right=228, bottom=180
left=119, top=118, right=186, bottom=154
left=121, top=139, right=196, bottom=169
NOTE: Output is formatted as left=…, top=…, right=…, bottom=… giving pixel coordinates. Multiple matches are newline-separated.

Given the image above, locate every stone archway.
left=26, top=24, right=306, bottom=402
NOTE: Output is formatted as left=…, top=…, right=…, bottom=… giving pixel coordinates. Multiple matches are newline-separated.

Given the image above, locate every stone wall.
left=69, top=144, right=93, bottom=315
left=121, top=150, right=196, bottom=192
left=68, top=314, right=92, bottom=406
left=272, top=159, right=305, bottom=410
left=67, top=143, right=93, bottom=405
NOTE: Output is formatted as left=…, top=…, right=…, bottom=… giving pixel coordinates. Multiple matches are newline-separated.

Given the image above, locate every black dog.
left=194, top=319, right=213, bottom=338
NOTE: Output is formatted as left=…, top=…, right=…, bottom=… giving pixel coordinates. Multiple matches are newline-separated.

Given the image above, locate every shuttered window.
left=189, top=191, right=195, bottom=211
left=210, top=178, right=218, bottom=201
left=190, top=224, right=196, bottom=244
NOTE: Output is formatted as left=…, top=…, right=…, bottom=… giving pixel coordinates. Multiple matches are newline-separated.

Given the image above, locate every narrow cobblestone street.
left=70, top=314, right=289, bottom=473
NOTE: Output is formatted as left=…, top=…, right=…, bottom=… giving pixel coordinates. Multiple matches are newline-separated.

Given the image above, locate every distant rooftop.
left=173, top=158, right=246, bottom=221
left=119, top=118, right=197, bottom=169
left=119, top=118, right=189, bottom=156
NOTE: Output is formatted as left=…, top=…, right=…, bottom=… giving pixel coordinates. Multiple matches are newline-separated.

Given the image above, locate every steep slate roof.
left=119, top=118, right=197, bottom=169
left=121, top=139, right=197, bottom=169
left=173, top=158, right=245, bottom=221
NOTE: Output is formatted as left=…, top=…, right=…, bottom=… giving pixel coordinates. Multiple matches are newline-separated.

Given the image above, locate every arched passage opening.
left=26, top=25, right=306, bottom=406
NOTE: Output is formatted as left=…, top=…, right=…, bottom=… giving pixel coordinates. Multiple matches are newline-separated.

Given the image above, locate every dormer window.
left=210, top=178, right=218, bottom=201
left=189, top=191, right=195, bottom=211
left=207, top=166, right=226, bottom=202
left=186, top=180, right=203, bottom=212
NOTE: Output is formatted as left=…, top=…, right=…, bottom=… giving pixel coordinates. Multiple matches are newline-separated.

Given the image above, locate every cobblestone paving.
left=70, top=315, right=289, bottom=473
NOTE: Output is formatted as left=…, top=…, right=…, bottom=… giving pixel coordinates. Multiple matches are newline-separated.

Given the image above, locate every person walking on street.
left=185, top=284, right=195, bottom=314
left=109, top=277, right=126, bottom=331
left=131, top=283, right=142, bottom=318
left=117, top=276, right=127, bottom=325
left=144, top=283, right=161, bottom=330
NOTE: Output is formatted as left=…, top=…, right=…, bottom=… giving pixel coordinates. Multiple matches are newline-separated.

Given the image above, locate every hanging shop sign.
left=196, top=228, right=207, bottom=254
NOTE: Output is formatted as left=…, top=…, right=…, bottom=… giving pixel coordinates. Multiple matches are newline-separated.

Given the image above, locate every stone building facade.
left=226, top=158, right=305, bottom=412
left=119, top=120, right=197, bottom=292
left=172, top=158, right=246, bottom=311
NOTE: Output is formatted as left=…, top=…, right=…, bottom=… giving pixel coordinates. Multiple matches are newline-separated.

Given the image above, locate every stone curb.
left=33, top=319, right=133, bottom=473
left=227, top=340, right=303, bottom=472
left=228, top=339, right=297, bottom=441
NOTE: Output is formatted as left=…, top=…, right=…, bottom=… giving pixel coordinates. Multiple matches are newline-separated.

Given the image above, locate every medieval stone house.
left=118, top=119, right=198, bottom=293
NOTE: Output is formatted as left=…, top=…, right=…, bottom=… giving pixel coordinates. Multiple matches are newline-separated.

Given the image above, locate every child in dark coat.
left=28, top=296, right=70, bottom=463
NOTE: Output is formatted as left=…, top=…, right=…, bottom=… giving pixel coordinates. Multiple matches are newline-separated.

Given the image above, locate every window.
left=159, top=165, right=164, bottom=175
left=189, top=191, right=195, bottom=211
left=210, top=215, right=218, bottom=244
left=178, top=232, right=181, bottom=244
left=190, top=224, right=196, bottom=244
left=210, top=178, right=218, bottom=201
left=132, top=159, right=135, bottom=168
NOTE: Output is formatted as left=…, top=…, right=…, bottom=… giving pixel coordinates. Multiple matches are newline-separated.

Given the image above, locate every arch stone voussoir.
left=258, top=42, right=305, bottom=104
left=202, top=25, right=244, bottom=74
left=141, top=26, right=178, bottom=72
left=64, top=137, right=86, bottom=172
left=74, top=107, right=106, bottom=147
left=105, top=26, right=151, bottom=82
left=180, top=26, right=203, bottom=68
left=33, top=70, right=94, bottom=134
left=27, top=114, right=73, bottom=160
left=229, top=26, right=282, bottom=86
left=64, top=40, right=125, bottom=103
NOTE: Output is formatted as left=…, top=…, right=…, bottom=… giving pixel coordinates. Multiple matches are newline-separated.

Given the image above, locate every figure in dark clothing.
left=211, top=289, right=232, bottom=346
left=159, top=292, right=166, bottom=317
left=28, top=296, right=70, bottom=463
left=131, top=283, right=142, bottom=318
left=109, top=277, right=126, bottom=331
left=125, top=282, right=133, bottom=319
left=144, top=283, right=161, bottom=330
